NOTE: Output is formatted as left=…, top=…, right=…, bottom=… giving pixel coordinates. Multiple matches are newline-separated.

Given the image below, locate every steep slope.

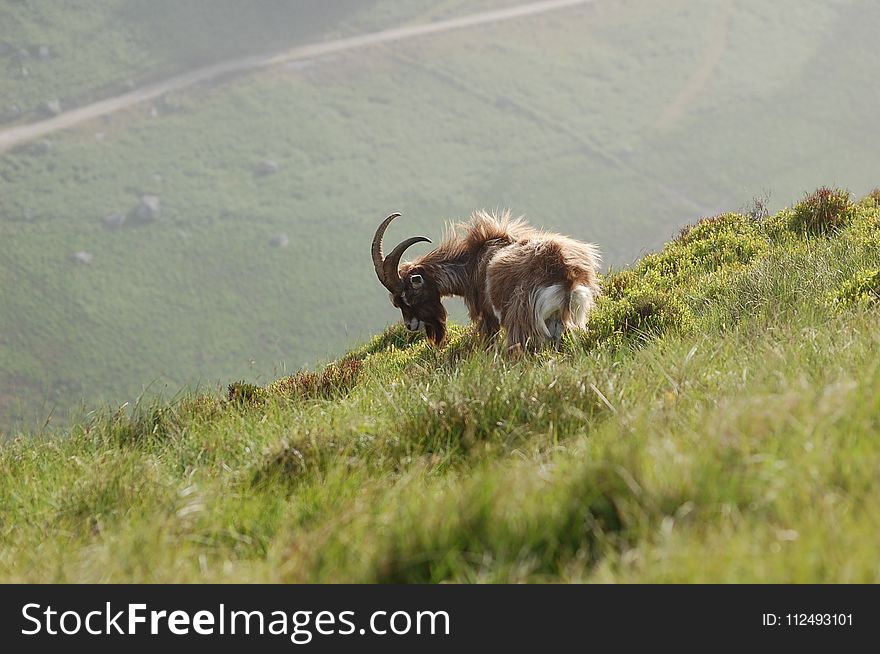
left=2, top=0, right=879, bottom=431
left=2, top=188, right=879, bottom=582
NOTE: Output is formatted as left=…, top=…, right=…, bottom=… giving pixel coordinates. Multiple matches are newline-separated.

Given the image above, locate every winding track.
left=0, top=0, right=595, bottom=153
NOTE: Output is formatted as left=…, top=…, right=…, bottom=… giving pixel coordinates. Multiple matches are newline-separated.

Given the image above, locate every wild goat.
left=371, top=210, right=601, bottom=350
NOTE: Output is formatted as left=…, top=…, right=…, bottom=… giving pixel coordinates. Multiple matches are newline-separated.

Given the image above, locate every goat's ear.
left=410, top=274, right=424, bottom=289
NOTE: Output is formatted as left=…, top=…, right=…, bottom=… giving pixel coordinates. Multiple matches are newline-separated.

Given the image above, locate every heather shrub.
left=788, top=187, right=853, bottom=235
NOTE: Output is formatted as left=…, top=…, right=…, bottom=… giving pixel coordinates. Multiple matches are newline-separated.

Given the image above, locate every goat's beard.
left=422, top=302, right=448, bottom=346
left=424, top=318, right=447, bottom=346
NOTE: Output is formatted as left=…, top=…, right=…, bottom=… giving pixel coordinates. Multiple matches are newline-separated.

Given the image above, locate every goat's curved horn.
left=382, top=236, right=432, bottom=290
left=371, top=212, right=431, bottom=291
left=371, top=212, right=400, bottom=288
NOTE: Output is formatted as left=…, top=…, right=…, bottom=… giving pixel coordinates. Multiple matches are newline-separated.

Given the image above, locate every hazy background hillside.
left=1, top=0, right=879, bottom=431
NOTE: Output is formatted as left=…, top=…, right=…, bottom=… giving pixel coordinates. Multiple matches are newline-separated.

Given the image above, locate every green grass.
left=1, top=0, right=879, bottom=432
left=2, top=195, right=880, bottom=582
left=0, top=0, right=514, bottom=123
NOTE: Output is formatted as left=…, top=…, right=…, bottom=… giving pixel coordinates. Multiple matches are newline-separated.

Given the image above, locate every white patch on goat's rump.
left=569, top=284, right=595, bottom=330
left=533, top=284, right=567, bottom=339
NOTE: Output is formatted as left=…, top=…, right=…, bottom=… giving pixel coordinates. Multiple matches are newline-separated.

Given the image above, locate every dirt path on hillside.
left=0, top=0, right=595, bottom=153
left=654, top=0, right=733, bottom=131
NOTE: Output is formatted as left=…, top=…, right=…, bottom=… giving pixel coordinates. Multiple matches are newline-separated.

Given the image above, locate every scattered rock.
left=159, top=93, right=183, bottom=112
left=36, top=45, right=50, bottom=60
left=32, top=139, right=53, bottom=155
left=19, top=66, right=29, bottom=79
left=102, top=212, right=126, bottom=229
left=269, top=233, right=289, bottom=248
left=494, top=96, right=516, bottom=111
left=43, top=98, right=61, bottom=116
left=132, top=194, right=161, bottom=223
left=149, top=106, right=159, bottom=118
left=2, top=104, right=21, bottom=122
left=16, top=48, right=29, bottom=60
left=73, top=251, right=94, bottom=265
left=254, top=160, right=280, bottom=177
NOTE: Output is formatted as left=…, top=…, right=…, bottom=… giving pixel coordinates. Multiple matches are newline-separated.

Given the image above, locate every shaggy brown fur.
left=390, top=210, right=601, bottom=350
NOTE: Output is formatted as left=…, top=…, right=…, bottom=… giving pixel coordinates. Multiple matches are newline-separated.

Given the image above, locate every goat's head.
left=372, top=213, right=447, bottom=345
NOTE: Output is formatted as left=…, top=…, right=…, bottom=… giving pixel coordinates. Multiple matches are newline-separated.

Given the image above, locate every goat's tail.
left=566, top=284, right=596, bottom=331
left=505, top=283, right=598, bottom=350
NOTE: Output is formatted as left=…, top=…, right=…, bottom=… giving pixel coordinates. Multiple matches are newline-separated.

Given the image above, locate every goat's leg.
left=477, top=311, right=501, bottom=340
left=501, top=290, right=542, bottom=353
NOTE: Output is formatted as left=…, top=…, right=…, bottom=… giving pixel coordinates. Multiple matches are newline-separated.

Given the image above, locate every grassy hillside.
left=2, top=0, right=879, bottom=431
left=0, top=0, right=512, bottom=123
left=2, top=189, right=879, bottom=582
